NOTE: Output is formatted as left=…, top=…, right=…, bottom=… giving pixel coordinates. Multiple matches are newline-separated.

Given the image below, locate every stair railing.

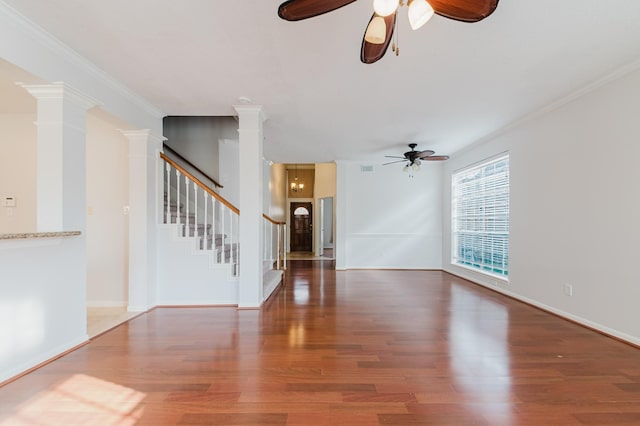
left=161, top=152, right=239, bottom=275
left=163, top=143, right=223, bottom=190
left=263, top=214, right=287, bottom=271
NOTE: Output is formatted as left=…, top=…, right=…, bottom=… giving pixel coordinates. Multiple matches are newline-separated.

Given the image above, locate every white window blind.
left=452, top=154, right=509, bottom=278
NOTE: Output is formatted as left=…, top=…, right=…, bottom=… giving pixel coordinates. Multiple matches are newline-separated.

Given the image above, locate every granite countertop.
left=0, top=231, right=81, bottom=240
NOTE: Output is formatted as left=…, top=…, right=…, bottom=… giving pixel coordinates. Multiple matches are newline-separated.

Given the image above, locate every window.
left=452, top=154, right=509, bottom=278
left=294, top=207, right=309, bottom=216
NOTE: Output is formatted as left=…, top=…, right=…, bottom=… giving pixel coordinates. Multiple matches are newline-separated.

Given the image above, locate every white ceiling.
left=3, top=0, right=640, bottom=163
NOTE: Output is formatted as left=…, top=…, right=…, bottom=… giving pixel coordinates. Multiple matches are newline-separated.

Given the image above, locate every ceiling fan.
left=277, top=0, right=499, bottom=64
left=383, top=143, right=449, bottom=171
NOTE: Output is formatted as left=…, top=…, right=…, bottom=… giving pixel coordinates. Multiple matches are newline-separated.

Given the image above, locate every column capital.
left=19, top=82, right=101, bottom=110
left=120, top=129, right=165, bottom=158
left=233, top=104, right=267, bottom=123
left=120, top=129, right=165, bottom=143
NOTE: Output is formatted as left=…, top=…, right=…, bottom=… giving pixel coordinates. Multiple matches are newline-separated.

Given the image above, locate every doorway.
left=318, top=197, right=334, bottom=258
left=290, top=202, right=312, bottom=252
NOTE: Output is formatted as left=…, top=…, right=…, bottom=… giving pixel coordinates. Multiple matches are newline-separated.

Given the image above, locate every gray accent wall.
left=163, top=116, right=238, bottom=183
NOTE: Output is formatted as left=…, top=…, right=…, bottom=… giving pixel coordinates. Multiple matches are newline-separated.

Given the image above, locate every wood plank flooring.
left=2, top=261, right=640, bottom=425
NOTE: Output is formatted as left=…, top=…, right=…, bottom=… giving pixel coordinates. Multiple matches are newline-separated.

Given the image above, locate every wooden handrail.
left=263, top=214, right=285, bottom=226
left=161, top=152, right=239, bottom=214
left=163, top=143, right=223, bottom=189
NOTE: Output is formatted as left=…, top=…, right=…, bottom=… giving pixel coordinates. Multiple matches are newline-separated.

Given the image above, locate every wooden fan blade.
left=430, top=0, right=499, bottom=23
left=278, top=0, right=357, bottom=21
left=416, top=150, right=435, bottom=159
left=382, top=160, right=408, bottom=165
left=423, top=155, right=450, bottom=161
left=361, top=13, right=396, bottom=64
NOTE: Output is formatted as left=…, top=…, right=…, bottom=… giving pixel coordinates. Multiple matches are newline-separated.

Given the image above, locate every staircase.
left=157, top=150, right=286, bottom=306
left=164, top=196, right=235, bottom=264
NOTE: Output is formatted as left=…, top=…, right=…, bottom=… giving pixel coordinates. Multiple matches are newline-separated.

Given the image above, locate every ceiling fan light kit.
left=365, top=16, right=387, bottom=44
left=277, top=0, right=499, bottom=64
left=373, top=0, right=400, bottom=17
left=408, top=0, right=435, bottom=30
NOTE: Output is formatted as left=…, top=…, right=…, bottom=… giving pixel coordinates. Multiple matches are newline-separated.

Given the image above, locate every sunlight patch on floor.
left=7, top=374, right=145, bottom=425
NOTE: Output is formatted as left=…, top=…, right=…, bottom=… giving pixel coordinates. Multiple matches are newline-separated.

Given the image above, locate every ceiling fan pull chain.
left=395, top=11, right=400, bottom=56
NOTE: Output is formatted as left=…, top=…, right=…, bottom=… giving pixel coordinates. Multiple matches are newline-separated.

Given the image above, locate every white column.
left=21, top=83, right=99, bottom=232
left=234, top=105, right=265, bottom=308
left=335, top=160, right=348, bottom=270
left=121, top=130, right=163, bottom=312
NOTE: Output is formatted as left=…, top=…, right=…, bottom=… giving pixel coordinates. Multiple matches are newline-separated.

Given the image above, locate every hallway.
left=1, top=261, right=640, bottom=424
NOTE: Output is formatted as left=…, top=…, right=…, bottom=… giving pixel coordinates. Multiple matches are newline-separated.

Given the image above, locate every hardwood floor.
left=2, top=261, right=640, bottom=425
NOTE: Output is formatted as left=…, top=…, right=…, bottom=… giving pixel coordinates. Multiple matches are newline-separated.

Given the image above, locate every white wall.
left=86, top=113, right=129, bottom=307
left=0, top=113, right=36, bottom=233
left=156, top=226, right=238, bottom=305
left=442, top=66, right=640, bottom=345
left=336, top=161, right=443, bottom=269
left=0, top=237, right=87, bottom=383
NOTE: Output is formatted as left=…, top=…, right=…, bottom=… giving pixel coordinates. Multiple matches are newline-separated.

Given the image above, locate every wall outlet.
left=123, top=205, right=130, bottom=215
left=564, top=283, right=573, bottom=296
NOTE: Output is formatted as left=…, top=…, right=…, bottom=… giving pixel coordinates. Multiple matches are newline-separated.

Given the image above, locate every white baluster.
left=228, top=208, right=232, bottom=265
left=193, top=181, right=198, bottom=242
left=276, top=223, right=280, bottom=270
left=233, top=212, right=238, bottom=269
left=203, top=192, right=208, bottom=250
left=185, top=176, right=190, bottom=237
left=283, top=224, right=287, bottom=270
left=165, top=162, right=170, bottom=223
left=220, top=203, right=225, bottom=264
left=176, top=170, right=181, bottom=228
left=212, top=199, right=217, bottom=259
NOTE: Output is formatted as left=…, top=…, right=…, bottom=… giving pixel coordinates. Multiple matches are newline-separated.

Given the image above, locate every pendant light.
left=290, top=165, right=304, bottom=192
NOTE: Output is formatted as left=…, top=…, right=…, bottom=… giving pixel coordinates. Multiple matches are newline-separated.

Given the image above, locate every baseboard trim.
left=156, top=304, right=238, bottom=308
left=87, top=301, right=127, bottom=308
left=0, top=337, right=89, bottom=387
left=443, top=268, right=640, bottom=349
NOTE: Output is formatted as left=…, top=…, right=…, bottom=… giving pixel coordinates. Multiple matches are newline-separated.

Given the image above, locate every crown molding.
left=453, top=58, right=640, bottom=158
left=0, top=1, right=164, bottom=119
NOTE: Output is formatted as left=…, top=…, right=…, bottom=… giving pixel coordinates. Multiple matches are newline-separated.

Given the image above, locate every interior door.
left=290, top=202, right=312, bottom=252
